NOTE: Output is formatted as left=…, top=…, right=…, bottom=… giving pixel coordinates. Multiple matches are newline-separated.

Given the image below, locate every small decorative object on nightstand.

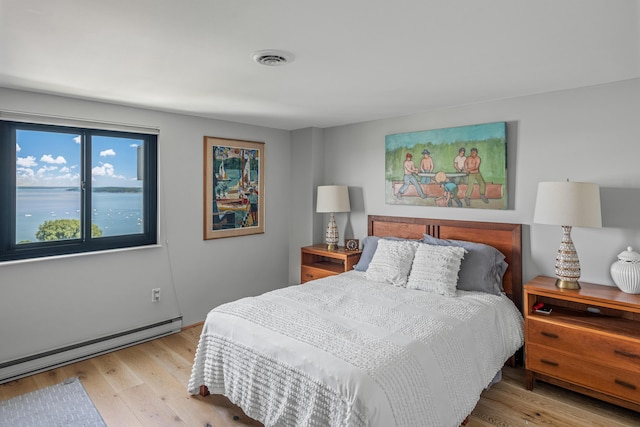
left=610, top=246, right=640, bottom=294
left=300, top=245, right=361, bottom=283
left=344, top=239, right=359, bottom=251
left=524, top=275, right=640, bottom=412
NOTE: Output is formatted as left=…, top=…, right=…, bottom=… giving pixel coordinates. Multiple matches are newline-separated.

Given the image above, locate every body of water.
left=16, top=187, right=143, bottom=243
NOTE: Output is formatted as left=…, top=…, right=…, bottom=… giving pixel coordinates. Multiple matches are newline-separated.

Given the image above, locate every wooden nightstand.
left=300, top=244, right=362, bottom=283
left=524, top=275, right=640, bottom=412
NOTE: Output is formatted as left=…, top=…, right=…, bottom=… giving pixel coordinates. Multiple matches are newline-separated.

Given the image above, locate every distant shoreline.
left=16, top=187, right=143, bottom=242
left=18, top=186, right=142, bottom=193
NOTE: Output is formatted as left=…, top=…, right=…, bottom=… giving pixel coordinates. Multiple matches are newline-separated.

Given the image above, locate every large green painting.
left=385, top=122, right=507, bottom=209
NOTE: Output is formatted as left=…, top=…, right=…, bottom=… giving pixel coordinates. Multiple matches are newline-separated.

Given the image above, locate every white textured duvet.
left=188, top=271, right=524, bottom=427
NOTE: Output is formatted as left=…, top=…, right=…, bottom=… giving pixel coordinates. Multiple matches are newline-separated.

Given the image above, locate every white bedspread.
left=188, top=271, right=524, bottom=427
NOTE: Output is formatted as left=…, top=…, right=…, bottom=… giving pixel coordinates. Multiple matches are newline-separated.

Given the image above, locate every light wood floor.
left=1, top=324, right=639, bottom=426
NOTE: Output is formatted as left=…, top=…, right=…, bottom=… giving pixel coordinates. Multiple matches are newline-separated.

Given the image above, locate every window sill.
left=0, top=243, right=164, bottom=266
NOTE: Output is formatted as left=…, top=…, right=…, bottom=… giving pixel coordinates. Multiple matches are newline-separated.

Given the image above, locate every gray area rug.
left=0, top=377, right=106, bottom=427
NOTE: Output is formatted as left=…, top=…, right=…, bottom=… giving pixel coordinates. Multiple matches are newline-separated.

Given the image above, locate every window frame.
left=0, top=120, right=158, bottom=262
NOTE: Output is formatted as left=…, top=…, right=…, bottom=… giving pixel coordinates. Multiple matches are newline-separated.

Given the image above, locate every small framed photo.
left=344, top=239, right=359, bottom=251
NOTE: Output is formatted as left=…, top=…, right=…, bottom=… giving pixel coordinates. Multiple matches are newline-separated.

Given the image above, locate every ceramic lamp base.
left=325, top=213, right=339, bottom=251
left=554, top=225, right=582, bottom=289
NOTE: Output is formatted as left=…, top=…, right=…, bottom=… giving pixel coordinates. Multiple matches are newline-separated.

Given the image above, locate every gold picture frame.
left=204, top=136, right=265, bottom=239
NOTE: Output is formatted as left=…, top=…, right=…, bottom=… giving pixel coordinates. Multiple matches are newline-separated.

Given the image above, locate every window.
left=0, top=121, right=158, bottom=261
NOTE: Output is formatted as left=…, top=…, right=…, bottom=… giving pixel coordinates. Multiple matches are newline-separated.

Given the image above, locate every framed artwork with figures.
left=385, top=122, right=507, bottom=210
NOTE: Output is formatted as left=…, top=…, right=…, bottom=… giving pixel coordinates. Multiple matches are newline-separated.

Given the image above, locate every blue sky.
left=385, top=122, right=506, bottom=150
left=16, top=130, right=143, bottom=187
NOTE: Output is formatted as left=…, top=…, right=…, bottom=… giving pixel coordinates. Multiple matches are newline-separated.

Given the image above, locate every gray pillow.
left=353, top=236, right=412, bottom=272
left=422, top=234, right=508, bottom=295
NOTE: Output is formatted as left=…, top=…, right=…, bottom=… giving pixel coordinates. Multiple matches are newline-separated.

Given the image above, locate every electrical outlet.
left=151, top=288, right=160, bottom=302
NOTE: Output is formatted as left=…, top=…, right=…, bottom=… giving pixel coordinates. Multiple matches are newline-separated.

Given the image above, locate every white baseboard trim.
left=0, top=317, right=183, bottom=384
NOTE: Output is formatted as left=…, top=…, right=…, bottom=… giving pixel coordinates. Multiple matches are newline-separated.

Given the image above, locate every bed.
left=188, top=215, right=524, bottom=427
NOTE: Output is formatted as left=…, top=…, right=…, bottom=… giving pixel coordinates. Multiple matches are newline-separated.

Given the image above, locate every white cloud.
left=130, top=143, right=139, bottom=148
left=54, top=173, right=80, bottom=184
left=17, top=167, right=35, bottom=177
left=91, top=163, right=126, bottom=181
left=73, top=135, right=81, bottom=144
left=92, top=163, right=115, bottom=177
left=16, top=167, right=36, bottom=185
left=41, top=154, right=67, bottom=164
left=17, top=156, right=37, bottom=167
left=60, top=166, right=70, bottom=173
left=16, top=143, right=21, bottom=152
left=100, top=149, right=116, bottom=157
left=37, top=165, right=58, bottom=176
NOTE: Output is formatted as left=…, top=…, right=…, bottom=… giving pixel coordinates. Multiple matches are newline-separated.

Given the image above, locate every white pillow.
left=365, top=239, right=419, bottom=287
left=406, top=243, right=466, bottom=296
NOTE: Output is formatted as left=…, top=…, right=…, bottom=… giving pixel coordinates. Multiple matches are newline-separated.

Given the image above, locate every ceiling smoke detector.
left=252, top=50, right=295, bottom=66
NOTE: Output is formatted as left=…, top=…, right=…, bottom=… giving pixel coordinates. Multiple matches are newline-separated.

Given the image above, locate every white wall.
left=288, top=127, right=326, bottom=284
left=0, top=88, right=292, bottom=364
left=3, top=78, right=639, bottom=366
left=315, top=78, right=640, bottom=288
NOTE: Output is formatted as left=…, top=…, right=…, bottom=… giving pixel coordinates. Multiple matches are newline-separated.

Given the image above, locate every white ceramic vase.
left=610, top=246, right=640, bottom=294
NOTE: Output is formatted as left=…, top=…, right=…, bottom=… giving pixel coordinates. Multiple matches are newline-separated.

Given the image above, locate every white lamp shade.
left=316, top=185, right=351, bottom=213
left=533, top=181, right=602, bottom=228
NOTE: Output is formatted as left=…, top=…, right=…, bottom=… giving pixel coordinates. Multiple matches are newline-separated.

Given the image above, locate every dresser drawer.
left=527, top=343, right=640, bottom=404
left=300, top=265, right=335, bottom=283
left=527, top=318, right=640, bottom=373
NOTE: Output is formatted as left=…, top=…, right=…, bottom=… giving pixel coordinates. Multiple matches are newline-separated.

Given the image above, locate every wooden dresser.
left=300, top=245, right=361, bottom=283
left=524, top=275, right=640, bottom=412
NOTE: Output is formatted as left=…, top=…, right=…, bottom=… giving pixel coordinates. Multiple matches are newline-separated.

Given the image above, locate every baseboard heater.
left=0, top=316, right=183, bottom=384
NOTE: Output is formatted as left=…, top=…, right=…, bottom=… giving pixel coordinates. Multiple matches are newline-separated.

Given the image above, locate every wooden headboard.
left=368, top=215, right=523, bottom=311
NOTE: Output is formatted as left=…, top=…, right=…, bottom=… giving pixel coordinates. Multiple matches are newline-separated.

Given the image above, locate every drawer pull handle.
left=614, top=349, right=640, bottom=359
left=615, top=379, right=637, bottom=390
left=541, top=331, right=559, bottom=339
left=540, top=359, right=559, bottom=367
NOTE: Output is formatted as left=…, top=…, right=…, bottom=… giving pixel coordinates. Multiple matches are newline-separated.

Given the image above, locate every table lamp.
left=316, top=185, right=351, bottom=251
left=533, top=181, right=602, bottom=289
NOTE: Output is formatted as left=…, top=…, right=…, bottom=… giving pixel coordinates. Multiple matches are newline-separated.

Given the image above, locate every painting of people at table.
left=385, top=122, right=507, bottom=210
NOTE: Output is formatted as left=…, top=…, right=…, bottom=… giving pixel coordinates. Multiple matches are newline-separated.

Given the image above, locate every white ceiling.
left=1, top=0, right=639, bottom=130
